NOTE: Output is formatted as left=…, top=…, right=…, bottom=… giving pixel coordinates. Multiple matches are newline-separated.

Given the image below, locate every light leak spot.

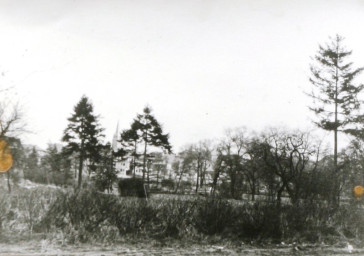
left=0, top=140, right=13, bottom=173
left=353, top=185, right=364, bottom=200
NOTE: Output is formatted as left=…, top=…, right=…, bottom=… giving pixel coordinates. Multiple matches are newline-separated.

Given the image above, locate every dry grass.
left=1, top=182, right=364, bottom=247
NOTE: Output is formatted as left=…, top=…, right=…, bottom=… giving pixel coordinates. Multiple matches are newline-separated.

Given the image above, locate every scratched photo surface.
left=0, top=1, right=364, bottom=255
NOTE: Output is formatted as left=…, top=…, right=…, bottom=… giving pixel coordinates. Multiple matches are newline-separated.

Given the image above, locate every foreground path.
left=0, top=242, right=363, bottom=255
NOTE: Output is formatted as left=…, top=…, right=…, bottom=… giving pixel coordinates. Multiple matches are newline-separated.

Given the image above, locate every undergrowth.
left=1, top=185, right=364, bottom=245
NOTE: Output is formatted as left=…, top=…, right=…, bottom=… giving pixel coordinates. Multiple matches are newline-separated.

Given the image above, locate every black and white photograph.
left=0, top=0, right=364, bottom=255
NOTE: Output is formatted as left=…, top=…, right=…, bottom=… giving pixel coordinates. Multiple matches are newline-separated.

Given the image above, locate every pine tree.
left=134, top=106, right=172, bottom=183
left=93, top=142, right=117, bottom=193
left=40, top=144, right=72, bottom=186
left=24, top=146, right=40, bottom=182
left=308, top=35, right=364, bottom=205
left=41, top=144, right=59, bottom=184
left=118, top=120, right=141, bottom=177
left=308, top=35, right=364, bottom=172
left=62, top=95, right=104, bottom=189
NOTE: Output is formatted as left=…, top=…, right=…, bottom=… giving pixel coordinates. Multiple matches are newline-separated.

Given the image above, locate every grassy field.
left=0, top=178, right=363, bottom=255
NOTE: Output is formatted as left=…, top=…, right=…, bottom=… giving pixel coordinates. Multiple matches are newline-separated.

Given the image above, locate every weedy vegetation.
left=1, top=184, right=363, bottom=246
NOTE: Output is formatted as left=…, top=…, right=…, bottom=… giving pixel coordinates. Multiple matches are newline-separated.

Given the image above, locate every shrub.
left=178, top=181, right=192, bottom=193
left=160, top=179, right=175, bottom=192
left=40, top=188, right=119, bottom=243
left=194, top=198, right=234, bottom=235
left=109, top=198, right=157, bottom=235
left=118, top=178, right=146, bottom=198
left=38, top=188, right=364, bottom=244
left=233, top=203, right=281, bottom=240
left=152, top=199, right=197, bottom=237
left=0, top=186, right=60, bottom=235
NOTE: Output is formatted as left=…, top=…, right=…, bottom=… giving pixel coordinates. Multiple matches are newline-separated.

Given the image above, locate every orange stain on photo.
left=353, top=185, right=364, bottom=200
left=0, top=140, right=13, bottom=172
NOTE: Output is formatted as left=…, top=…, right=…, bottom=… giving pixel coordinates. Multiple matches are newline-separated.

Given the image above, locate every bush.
left=152, top=199, right=196, bottom=237
left=194, top=198, right=234, bottom=235
left=160, top=179, right=175, bottom=192
left=40, top=188, right=119, bottom=242
left=233, top=202, right=281, bottom=240
left=178, top=181, right=192, bottom=193
left=0, top=186, right=60, bottom=235
left=109, top=198, right=157, bottom=235
left=51, top=172, right=73, bottom=187
left=118, top=178, right=146, bottom=198
left=38, top=188, right=364, bottom=244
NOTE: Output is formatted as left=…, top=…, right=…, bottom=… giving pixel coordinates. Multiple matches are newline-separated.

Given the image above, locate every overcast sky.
left=1, top=0, right=364, bottom=151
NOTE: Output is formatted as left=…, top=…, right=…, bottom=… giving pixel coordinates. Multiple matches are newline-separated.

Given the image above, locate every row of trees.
left=60, top=96, right=172, bottom=190
left=3, top=34, right=364, bottom=207
left=169, top=127, right=364, bottom=206
left=167, top=34, right=364, bottom=205
left=7, top=122, right=364, bottom=208
left=0, top=95, right=173, bottom=193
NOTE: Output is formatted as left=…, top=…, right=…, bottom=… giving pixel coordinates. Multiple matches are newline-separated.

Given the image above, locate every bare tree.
left=214, top=128, right=247, bottom=199
left=0, top=99, right=26, bottom=193
left=173, top=148, right=194, bottom=193
left=183, top=141, right=213, bottom=194
left=244, top=137, right=266, bottom=201
left=261, top=128, right=322, bottom=205
left=0, top=102, right=25, bottom=139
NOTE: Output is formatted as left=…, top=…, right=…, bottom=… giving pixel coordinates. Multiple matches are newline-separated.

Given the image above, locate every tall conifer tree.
left=62, top=95, right=104, bottom=189
left=134, top=106, right=172, bottom=182
left=118, top=120, right=141, bottom=177
left=93, top=142, right=117, bottom=193
left=308, top=35, right=364, bottom=204
left=308, top=35, right=364, bottom=172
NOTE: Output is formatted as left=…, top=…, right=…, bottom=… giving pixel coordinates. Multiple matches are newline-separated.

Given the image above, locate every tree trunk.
left=195, top=166, right=200, bottom=193
left=230, top=170, right=236, bottom=199
left=110, top=149, right=114, bottom=193
left=200, top=160, right=207, bottom=189
left=78, top=155, right=83, bottom=189
left=277, top=185, right=285, bottom=206
left=133, top=141, right=137, bottom=178
left=156, top=169, right=160, bottom=188
left=175, top=170, right=184, bottom=193
left=333, top=47, right=340, bottom=206
left=212, top=168, right=221, bottom=196
left=78, top=140, right=84, bottom=190
left=142, top=136, right=147, bottom=182
left=251, top=180, right=255, bottom=201
left=147, top=164, right=150, bottom=186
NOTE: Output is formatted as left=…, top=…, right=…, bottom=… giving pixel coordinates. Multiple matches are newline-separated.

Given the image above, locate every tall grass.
left=1, top=186, right=364, bottom=245
left=0, top=186, right=61, bottom=238
left=39, top=189, right=364, bottom=244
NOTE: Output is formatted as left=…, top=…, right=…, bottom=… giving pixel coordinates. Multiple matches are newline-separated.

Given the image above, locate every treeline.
left=2, top=142, right=73, bottom=187
left=2, top=34, right=364, bottom=246
left=7, top=124, right=364, bottom=208
left=171, top=127, right=364, bottom=205
left=2, top=97, right=173, bottom=194
left=3, top=34, right=364, bottom=208
left=2, top=104, right=363, bottom=209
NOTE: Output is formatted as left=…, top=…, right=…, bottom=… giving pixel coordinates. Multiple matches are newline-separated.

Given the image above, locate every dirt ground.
left=0, top=242, right=363, bottom=256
